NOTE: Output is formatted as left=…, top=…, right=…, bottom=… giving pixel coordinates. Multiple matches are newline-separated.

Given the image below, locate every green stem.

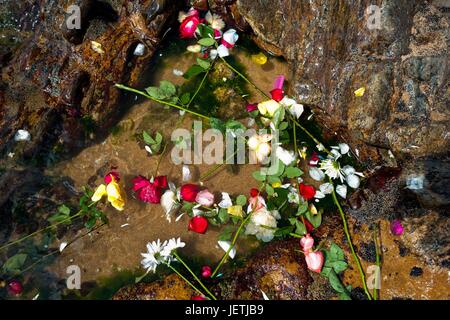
left=173, top=252, right=217, bottom=300
left=167, top=264, right=207, bottom=298
left=0, top=210, right=84, bottom=252
left=290, top=116, right=331, bottom=155
left=115, top=84, right=210, bottom=120
left=330, top=179, right=372, bottom=300
left=220, top=57, right=270, bottom=99
left=292, top=118, right=298, bottom=156
left=187, top=63, right=214, bottom=107
left=153, top=143, right=167, bottom=177
left=211, top=212, right=252, bottom=279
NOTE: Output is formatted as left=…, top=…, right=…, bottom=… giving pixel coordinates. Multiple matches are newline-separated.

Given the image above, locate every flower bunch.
left=178, top=7, right=238, bottom=59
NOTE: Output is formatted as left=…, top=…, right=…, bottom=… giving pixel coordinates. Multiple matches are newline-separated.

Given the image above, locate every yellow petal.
left=354, top=87, right=365, bottom=97
left=106, top=181, right=121, bottom=200
left=227, top=205, right=243, bottom=217
left=251, top=52, right=267, bottom=65
left=110, top=198, right=125, bottom=211
left=91, top=41, right=105, bottom=54
left=91, top=184, right=107, bottom=202
left=272, top=182, right=282, bottom=189
left=309, top=204, right=318, bottom=215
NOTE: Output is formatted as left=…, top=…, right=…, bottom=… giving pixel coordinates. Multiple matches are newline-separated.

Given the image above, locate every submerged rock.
left=218, top=239, right=313, bottom=300
left=112, top=274, right=195, bottom=300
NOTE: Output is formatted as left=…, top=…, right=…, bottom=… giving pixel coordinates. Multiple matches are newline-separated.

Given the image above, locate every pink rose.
left=305, top=251, right=324, bottom=273
left=300, top=234, right=315, bottom=252
left=179, top=15, right=200, bottom=38
left=195, top=189, right=215, bottom=207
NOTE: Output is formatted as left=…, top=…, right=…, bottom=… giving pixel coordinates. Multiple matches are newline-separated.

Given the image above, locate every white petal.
left=346, top=174, right=360, bottom=189
left=341, top=165, right=355, bottom=176
left=339, top=143, right=350, bottom=155
left=145, top=145, right=153, bottom=154
left=261, top=290, right=270, bottom=300
left=14, top=129, right=31, bottom=141
left=336, top=184, right=347, bottom=199
left=309, top=167, right=325, bottom=181
left=218, top=240, right=236, bottom=259
left=133, top=43, right=145, bottom=56
left=319, top=183, right=334, bottom=194
left=276, top=147, right=296, bottom=166
left=59, top=242, right=68, bottom=252
left=217, top=44, right=229, bottom=57
left=219, top=192, right=233, bottom=208
left=314, top=191, right=325, bottom=199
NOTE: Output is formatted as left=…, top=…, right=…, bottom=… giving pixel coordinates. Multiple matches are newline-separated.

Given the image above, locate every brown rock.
left=219, top=239, right=312, bottom=300
left=112, top=274, right=196, bottom=300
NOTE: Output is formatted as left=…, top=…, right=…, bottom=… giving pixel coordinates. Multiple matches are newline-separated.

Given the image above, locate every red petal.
left=180, top=184, right=200, bottom=202
left=132, top=176, right=150, bottom=191
left=188, top=216, right=208, bottom=234
left=154, top=176, right=167, bottom=189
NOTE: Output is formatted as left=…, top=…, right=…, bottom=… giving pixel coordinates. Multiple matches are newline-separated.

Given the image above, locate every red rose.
left=191, top=295, right=206, bottom=300
left=7, top=280, right=23, bottom=296
left=270, top=88, right=284, bottom=102
left=132, top=176, right=167, bottom=204
left=299, top=183, right=316, bottom=200
left=246, top=103, right=258, bottom=113
left=104, top=171, right=120, bottom=184
left=188, top=216, right=208, bottom=234
left=250, top=188, right=259, bottom=198
left=180, top=184, right=200, bottom=202
left=179, top=15, right=200, bottom=38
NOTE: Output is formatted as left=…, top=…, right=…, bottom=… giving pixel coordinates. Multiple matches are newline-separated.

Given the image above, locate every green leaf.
left=279, top=121, right=289, bottom=131
left=332, top=261, right=348, bottom=274
left=198, top=37, right=216, bottom=46
left=197, top=24, right=214, bottom=38
left=294, top=220, right=306, bottom=235
left=155, top=132, right=163, bottom=144
left=225, top=120, right=245, bottom=131
left=328, top=269, right=347, bottom=294
left=183, top=64, right=205, bottom=79
left=274, top=225, right=294, bottom=236
left=58, top=204, right=71, bottom=216
left=209, top=117, right=226, bottom=132
left=3, top=254, right=27, bottom=274
left=306, top=210, right=322, bottom=228
left=218, top=226, right=234, bottom=241
left=196, top=57, right=211, bottom=69
left=145, top=86, right=163, bottom=99
left=297, top=201, right=308, bottom=215
left=218, top=208, right=230, bottom=224
left=330, top=243, right=345, bottom=261
left=267, top=176, right=281, bottom=185
left=272, top=107, right=285, bottom=127
left=265, top=184, right=275, bottom=196
left=159, top=80, right=176, bottom=97
left=236, top=195, right=247, bottom=206
left=143, top=131, right=155, bottom=145
left=252, top=171, right=267, bottom=182
left=285, top=166, right=303, bottom=178
left=180, top=92, right=191, bottom=105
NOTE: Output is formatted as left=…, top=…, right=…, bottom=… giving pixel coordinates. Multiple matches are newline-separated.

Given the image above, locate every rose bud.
left=180, top=184, right=200, bottom=202
left=201, top=266, right=212, bottom=278
left=179, top=15, right=201, bottom=38
left=8, top=280, right=23, bottom=296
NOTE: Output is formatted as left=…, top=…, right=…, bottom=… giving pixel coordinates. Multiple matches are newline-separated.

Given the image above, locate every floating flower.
left=221, top=29, right=238, bottom=48
left=280, top=97, right=304, bottom=119
left=257, top=100, right=281, bottom=117
left=218, top=192, right=233, bottom=208
left=132, top=176, right=167, bottom=204
left=300, top=233, right=315, bottom=251
left=180, top=184, right=200, bottom=202
left=275, top=146, right=296, bottom=166
left=354, top=87, right=365, bottom=97
left=390, top=220, right=404, bottom=236
left=201, top=266, right=212, bottom=278
left=227, top=205, right=243, bottom=217
left=299, top=183, right=316, bottom=200
left=305, top=251, right=324, bottom=273
left=248, top=133, right=272, bottom=163
left=7, top=280, right=23, bottom=296
left=270, top=88, right=284, bottom=102
left=245, top=207, right=280, bottom=242
left=251, top=52, right=268, bottom=65
left=195, top=189, right=215, bottom=207
left=205, top=11, right=225, bottom=31
left=246, top=103, right=258, bottom=113
left=161, top=189, right=178, bottom=220
left=141, top=239, right=168, bottom=273
left=187, top=44, right=202, bottom=53
left=92, top=173, right=125, bottom=211
left=188, top=216, right=208, bottom=234
left=162, top=237, right=185, bottom=259
left=179, top=14, right=200, bottom=38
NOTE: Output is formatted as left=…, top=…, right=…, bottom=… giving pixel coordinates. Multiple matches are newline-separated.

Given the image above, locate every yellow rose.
left=257, top=100, right=280, bottom=117
left=227, top=205, right=243, bottom=218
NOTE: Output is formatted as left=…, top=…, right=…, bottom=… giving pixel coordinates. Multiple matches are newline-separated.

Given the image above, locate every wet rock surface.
left=113, top=273, right=195, bottom=300
left=218, top=240, right=313, bottom=300
left=219, top=0, right=449, bottom=162
left=0, top=0, right=181, bottom=162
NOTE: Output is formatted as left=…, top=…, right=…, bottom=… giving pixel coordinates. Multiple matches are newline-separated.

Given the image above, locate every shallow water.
left=44, top=47, right=289, bottom=288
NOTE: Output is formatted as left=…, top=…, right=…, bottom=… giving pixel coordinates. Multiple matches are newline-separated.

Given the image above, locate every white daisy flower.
left=319, top=159, right=344, bottom=181
left=141, top=239, right=168, bottom=273
left=162, top=238, right=185, bottom=259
